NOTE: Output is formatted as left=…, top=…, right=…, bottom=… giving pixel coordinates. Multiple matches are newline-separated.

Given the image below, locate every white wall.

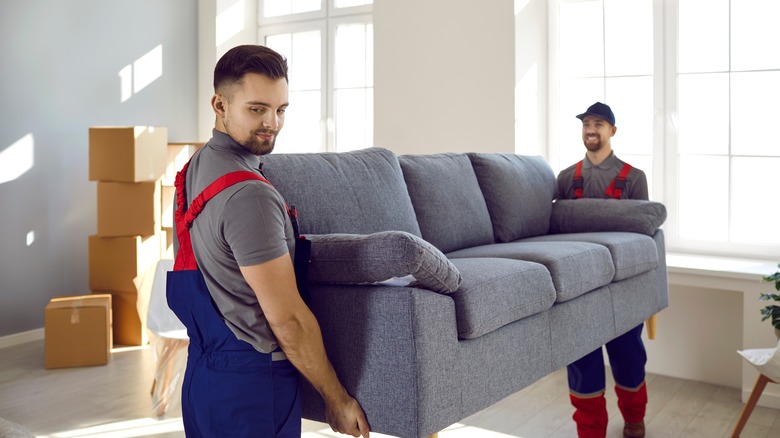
left=514, top=0, right=547, bottom=156
left=0, top=0, right=198, bottom=337
left=373, top=0, right=515, bottom=155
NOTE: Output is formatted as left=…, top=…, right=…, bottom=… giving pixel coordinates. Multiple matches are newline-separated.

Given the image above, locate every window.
left=258, top=0, right=373, bottom=153
left=551, top=0, right=780, bottom=259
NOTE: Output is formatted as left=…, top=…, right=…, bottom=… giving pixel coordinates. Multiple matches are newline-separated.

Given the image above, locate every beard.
left=238, top=129, right=277, bottom=156
left=583, top=135, right=603, bottom=152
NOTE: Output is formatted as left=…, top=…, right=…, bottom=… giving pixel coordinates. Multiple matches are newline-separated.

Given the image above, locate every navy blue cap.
left=576, top=102, right=615, bottom=126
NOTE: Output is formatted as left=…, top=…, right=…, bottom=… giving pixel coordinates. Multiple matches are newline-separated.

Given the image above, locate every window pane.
left=678, top=0, right=728, bottom=73
left=335, top=0, right=372, bottom=7
left=291, top=31, right=321, bottom=90
left=276, top=90, right=323, bottom=153
left=265, top=33, right=292, bottom=61
left=731, top=71, right=780, bottom=156
left=678, top=155, right=728, bottom=241
left=263, top=0, right=321, bottom=17
left=335, top=23, right=368, bottom=88
left=559, top=1, right=603, bottom=78
left=677, top=73, right=729, bottom=155
left=558, top=78, right=604, bottom=169
left=604, top=0, right=653, bottom=76
left=605, top=76, right=653, bottom=155
left=335, top=88, right=371, bottom=151
left=732, top=0, right=780, bottom=71
left=731, top=157, right=780, bottom=244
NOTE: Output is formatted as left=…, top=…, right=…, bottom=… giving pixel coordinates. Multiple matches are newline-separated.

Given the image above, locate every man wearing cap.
left=555, top=102, right=649, bottom=438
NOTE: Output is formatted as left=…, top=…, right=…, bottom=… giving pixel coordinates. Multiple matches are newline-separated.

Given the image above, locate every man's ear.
left=212, top=93, right=226, bottom=117
left=611, top=125, right=617, bottom=137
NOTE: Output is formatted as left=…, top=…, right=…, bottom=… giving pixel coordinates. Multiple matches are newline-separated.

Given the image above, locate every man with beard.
left=171, top=45, right=369, bottom=437
left=555, top=102, right=649, bottom=438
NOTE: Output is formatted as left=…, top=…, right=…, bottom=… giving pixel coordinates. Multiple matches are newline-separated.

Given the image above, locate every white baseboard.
left=744, top=388, right=780, bottom=410
left=0, top=328, right=44, bottom=349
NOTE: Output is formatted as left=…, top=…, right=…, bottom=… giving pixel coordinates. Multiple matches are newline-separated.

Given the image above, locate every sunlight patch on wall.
left=119, top=45, right=164, bottom=103
left=38, top=417, right=183, bottom=438
left=216, top=0, right=245, bottom=46
left=303, top=423, right=523, bottom=438
left=515, top=0, right=530, bottom=14
left=0, top=133, right=34, bottom=185
left=26, top=231, right=35, bottom=246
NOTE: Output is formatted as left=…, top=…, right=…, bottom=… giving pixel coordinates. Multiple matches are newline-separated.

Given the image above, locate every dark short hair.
left=213, top=45, right=288, bottom=93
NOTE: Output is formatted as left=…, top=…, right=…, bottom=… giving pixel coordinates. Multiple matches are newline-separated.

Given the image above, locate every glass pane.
left=732, top=0, right=780, bottom=71
left=678, top=0, right=728, bottom=73
left=677, top=73, right=729, bottom=155
left=731, top=71, right=780, bottom=156
left=559, top=1, right=603, bottom=78
left=335, top=0, right=372, bottom=7
left=678, top=155, right=728, bottom=241
left=731, top=157, right=780, bottom=244
left=605, top=76, right=653, bottom=155
left=276, top=90, right=323, bottom=153
left=558, top=78, right=604, bottom=169
left=291, top=31, right=321, bottom=91
left=265, top=33, right=292, bottom=62
left=604, top=0, right=653, bottom=76
left=292, top=0, right=321, bottom=14
left=335, top=89, right=369, bottom=151
left=264, top=0, right=291, bottom=17
left=335, top=24, right=368, bottom=89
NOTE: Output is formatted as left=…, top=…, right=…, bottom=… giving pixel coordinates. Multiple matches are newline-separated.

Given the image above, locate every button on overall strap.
left=573, top=160, right=633, bottom=199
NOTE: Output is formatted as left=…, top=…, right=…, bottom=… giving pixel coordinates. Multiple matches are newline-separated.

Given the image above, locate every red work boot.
left=615, top=383, right=647, bottom=438
left=569, top=392, right=608, bottom=438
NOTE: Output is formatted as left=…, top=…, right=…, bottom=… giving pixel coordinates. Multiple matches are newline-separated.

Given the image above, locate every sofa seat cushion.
left=259, top=147, right=422, bottom=236
left=448, top=258, right=555, bottom=339
left=447, top=241, right=614, bottom=303
left=399, top=153, right=494, bottom=253
left=521, top=232, right=658, bottom=281
left=306, top=231, right=462, bottom=294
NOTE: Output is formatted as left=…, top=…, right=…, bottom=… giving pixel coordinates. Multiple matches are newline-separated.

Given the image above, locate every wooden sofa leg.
left=428, top=434, right=438, bottom=438
left=646, top=314, right=657, bottom=340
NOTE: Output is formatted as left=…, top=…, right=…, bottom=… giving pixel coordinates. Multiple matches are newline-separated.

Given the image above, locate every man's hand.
left=325, top=390, right=370, bottom=438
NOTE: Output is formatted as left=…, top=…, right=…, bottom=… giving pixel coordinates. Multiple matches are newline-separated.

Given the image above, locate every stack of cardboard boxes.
left=88, top=126, right=168, bottom=346
left=44, top=127, right=201, bottom=368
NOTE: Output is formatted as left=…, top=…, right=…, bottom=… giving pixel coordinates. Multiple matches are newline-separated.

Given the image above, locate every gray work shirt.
left=181, top=129, right=296, bottom=353
left=555, top=151, right=649, bottom=201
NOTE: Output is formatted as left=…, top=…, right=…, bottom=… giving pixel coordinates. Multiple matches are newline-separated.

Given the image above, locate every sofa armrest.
left=550, top=199, right=667, bottom=236
left=306, top=231, right=462, bottom=294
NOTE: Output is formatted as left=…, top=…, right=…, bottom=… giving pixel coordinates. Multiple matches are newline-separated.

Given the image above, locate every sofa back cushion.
left=468, top=153, right=556, bottom=242
left=260, top=148, right=422, bottom=236
left=399, top=153, right=494, bottom=253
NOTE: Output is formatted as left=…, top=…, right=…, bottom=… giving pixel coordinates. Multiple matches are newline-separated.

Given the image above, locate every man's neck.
left=586, top=147, right=612, bottom=166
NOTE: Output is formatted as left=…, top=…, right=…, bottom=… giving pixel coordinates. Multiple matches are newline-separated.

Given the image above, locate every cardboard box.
left=162, top=143, right=202, bottom=186
left=162, top=227, right=174, bottom=259
left=88, top=233, right=161, bottom=293
left=161, top=185, right=175, bottom=229
left=45, top=294, right=112, bottom=369
left=107, top=290, right=148, bottom=346
left=97, top=180, right=161, bottom=237
left=89, top=126, right=167, bottom=182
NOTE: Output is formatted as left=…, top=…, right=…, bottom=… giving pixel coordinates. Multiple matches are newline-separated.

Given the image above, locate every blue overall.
left=167, top=167, right=303, bottom=437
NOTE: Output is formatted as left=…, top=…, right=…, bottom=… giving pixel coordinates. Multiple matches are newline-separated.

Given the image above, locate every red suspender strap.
left=604, top=163, right=633, bottom=199
left=172, top=162, right=272, bottom=271
left=573, top=160, right=584, bottom=199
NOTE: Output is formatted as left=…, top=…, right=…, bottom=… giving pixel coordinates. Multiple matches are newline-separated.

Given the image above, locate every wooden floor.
left=1, top=340, right=779, bottom=438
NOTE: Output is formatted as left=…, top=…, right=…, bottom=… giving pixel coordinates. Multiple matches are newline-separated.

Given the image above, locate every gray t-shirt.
left=182, top=129, right=296, bottom=353
left=555, top=151, right=649, bottom=201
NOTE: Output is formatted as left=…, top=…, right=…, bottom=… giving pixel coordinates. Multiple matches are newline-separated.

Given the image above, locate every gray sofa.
left=260, top=147, right=668, bottom=438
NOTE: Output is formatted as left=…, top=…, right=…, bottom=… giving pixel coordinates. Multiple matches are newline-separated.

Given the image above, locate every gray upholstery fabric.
left=523, top=232, right=658, bottom=281
left=447, top=241, right=614, bottom=302
left=307, top=231, right=462, bottom=293
left=468, top=153, right=557, bottom=242
left=260, top=147, right=422, bottom=236
left=549, top=286, right=616, bottom=369
left=550, top=199, right=667, bottom=236
left=399, top=153, right=494, bottom=253
left=448, top=258, right=555, bottom=339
